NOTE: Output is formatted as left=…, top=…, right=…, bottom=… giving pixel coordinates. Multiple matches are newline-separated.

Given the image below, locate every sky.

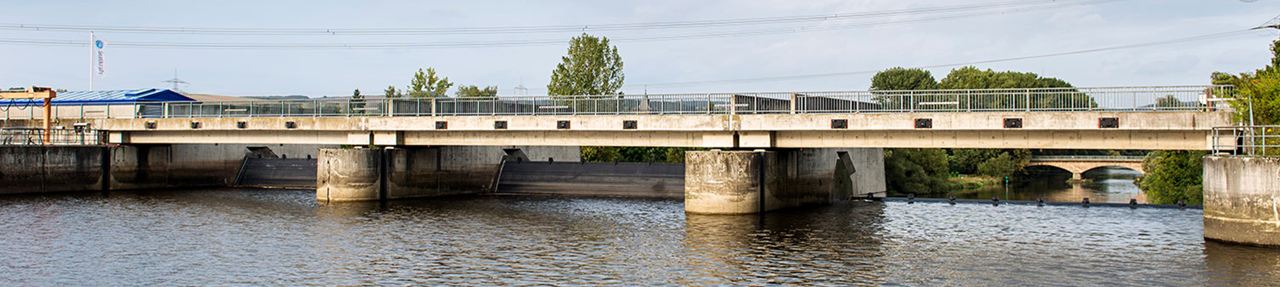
left=1, top=0, right=1279, bottom=97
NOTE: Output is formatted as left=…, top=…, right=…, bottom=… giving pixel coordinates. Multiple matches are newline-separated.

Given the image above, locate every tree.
left=456, top=85, right=498, bottom=98
left=547, top=33, right=624, bottom=96
left=870, top=67, right=940, bottom=111
left=938, top=66, right=1092, bottom=111
left=977, top=151, right=1031, bottom=178
left=384, top=85, right=401, bottom=98
left=408, top=68, right=453, bottom=98
left=352, top=88, right=362, bottom=99
left=871, top=67, right=938, bottom=91
left=1140, top=150, right=1206, bottom=205
left=883, top=148, right=950, bottom=195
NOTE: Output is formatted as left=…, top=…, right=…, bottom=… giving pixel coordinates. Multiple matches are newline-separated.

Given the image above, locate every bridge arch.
left=1025, top=156, right=1144, bottom=181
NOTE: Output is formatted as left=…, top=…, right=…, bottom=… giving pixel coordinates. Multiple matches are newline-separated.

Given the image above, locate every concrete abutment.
left=684, top=148, right=885, bottom=215
left=1203, top=156, right=1280, bottom=247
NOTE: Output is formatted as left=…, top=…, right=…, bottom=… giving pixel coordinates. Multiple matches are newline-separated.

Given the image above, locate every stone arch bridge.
left=1025, top=156, right=1145, bottom=180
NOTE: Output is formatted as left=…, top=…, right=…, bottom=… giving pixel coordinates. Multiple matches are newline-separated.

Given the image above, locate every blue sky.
left=1, top=0, right=1278, bottom=96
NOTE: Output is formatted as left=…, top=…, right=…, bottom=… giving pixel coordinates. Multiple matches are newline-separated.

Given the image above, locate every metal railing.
left=1212, top=125, right=1280, bottom=156
left=0, top=128, right=105, bottom=145
left=0, top=85, right=1235, bottom=120
left=1029, top=155, right=1146, bottom=161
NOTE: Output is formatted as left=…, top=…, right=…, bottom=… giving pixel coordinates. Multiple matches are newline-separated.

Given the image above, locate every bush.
left=884, top=148, right=950, bottom=195
left=1140, top=150, right=1206, bottom=205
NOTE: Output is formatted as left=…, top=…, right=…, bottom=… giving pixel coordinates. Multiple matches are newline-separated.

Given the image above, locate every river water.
left=939, top=168, right=1152, bottom=204
left=1, top=188, right=1277, bottom=286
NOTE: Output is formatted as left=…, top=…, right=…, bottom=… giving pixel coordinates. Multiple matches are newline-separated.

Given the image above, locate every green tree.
left=384, top=85, right=401, bottom=98
left=938, top=66, right=1092, bottom=110
left=883, top=148, right=950, bottom=195
left=871, top=67, right=938, bottom=91
left=547, top=33, right=624, bottom=96
left=408, top=68, right=453, bottom=98
left=1140, top=150, right=1206, bottom=205
left=977, top=151, right=1031, bottom=178
left=456, top=85, right=498, bottom=98
left=352, top=88, right=362, bottom=99
left=1155, top=95, right=1184, bottom=108
left=870, top=67, right=940, bottom=111
left=582, top=146, right=623, bottom=162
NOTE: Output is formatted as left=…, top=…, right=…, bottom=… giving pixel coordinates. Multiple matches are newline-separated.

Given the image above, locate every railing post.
left=430, top=98, right=437, bottom=117
left=1025, top=89, right=1031, bottom=112
left=790, top=93, right=797, bottom=114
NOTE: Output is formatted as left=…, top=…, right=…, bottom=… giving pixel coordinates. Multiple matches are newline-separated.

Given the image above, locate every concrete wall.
left=1203, top=156, right=1280, bottom=247
left=684, top=148, right=886, bottom=214
left=0, top=146, right=107, bottom=194
left=318, top=146, right=581, bottom=201
left=496, top=162, right=684, bottom=198
left=1, top=143, right=331, bottom=195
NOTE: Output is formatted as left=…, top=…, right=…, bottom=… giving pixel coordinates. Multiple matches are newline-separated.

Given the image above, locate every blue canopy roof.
left=47, top=89, right=194, bottom=105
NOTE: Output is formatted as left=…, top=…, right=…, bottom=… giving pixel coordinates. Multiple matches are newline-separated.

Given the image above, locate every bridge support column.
left=684, top=148, right=885, bottom=214
left=317, top=148, right=384, bottom=201
left=1071, top=172, right=1083, bottom=181
left=1203, top=156, right=1280, bottom=247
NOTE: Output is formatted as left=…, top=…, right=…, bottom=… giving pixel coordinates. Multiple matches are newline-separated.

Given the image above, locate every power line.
left=0, top=0, right=1123, bottom=50
left=0, top=0, right=1114, bottom=36
left=627, top=29, right=1260, bottom=89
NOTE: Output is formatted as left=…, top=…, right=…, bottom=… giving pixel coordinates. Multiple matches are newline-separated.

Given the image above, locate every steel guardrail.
left=0, top=85, right=1237, bottom=120
left=1212, top=125, right=1279, bottom=156
left=0, top=127, right=105, bottom=145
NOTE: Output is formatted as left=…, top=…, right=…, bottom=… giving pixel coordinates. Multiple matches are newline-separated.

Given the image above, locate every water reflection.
left=1, top=188, right=1278, bottom=285
left=940, top=168, right=1148, bottom=203
left=682, top=202, right=888, bottom=285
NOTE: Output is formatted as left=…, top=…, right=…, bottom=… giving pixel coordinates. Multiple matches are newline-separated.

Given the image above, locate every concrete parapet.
left=316, top=148, right=382, bottom=201
left=1203, top=156, right=1280, bottom=247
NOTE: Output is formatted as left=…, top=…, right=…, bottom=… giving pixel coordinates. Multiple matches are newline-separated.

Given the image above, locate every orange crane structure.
left=0, top=86, right=57, bottom=145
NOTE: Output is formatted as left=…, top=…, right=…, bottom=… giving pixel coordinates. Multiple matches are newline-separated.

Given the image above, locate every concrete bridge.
left=0, top=85, right=1240, bottom=215
left=0, top=85, right=1235, bottom=151
left=1026, top=155, right=1145, bottom=180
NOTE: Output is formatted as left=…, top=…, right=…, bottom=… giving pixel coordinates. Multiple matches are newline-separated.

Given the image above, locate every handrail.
left=0, top=127, right=105, bottom=145
left=1212, top=125, right=1279, bottom=156
left=1, top=85, right=1237, bottom=120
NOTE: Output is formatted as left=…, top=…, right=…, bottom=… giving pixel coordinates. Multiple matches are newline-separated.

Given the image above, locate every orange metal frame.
left=0, top=86, right=57, bottom=145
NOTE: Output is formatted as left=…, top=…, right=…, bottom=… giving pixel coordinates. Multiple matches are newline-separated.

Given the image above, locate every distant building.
left=49, top=89, right=193, bottom=105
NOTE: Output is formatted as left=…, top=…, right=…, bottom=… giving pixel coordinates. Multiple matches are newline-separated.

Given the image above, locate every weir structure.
left=1, top=85, right=1262, bottom=223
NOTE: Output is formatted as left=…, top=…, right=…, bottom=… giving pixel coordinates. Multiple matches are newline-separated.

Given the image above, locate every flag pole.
left=89, top=32, right=94, bottom=91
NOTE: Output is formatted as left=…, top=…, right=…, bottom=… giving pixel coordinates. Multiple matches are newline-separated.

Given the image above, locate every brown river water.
left=1, top=186, right=1277, bottom=286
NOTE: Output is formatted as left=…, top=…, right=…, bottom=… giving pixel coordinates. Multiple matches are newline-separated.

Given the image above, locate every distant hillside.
left=243, top=95, right=312, bottom=100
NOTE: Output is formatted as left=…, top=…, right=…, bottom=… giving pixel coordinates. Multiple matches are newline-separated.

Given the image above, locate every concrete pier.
left=684, top=149, right=885, bottom=214
left=316, top=148, right=383, bottom=201
left=1203, top=156, right=1280, bottom=247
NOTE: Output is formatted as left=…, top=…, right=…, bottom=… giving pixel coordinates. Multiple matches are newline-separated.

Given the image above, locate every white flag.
left=92, top=34, right=106, bottom=77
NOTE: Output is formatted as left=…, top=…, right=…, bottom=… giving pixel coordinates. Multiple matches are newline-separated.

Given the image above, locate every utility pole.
left=163, top=69, right=189, bottom=92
